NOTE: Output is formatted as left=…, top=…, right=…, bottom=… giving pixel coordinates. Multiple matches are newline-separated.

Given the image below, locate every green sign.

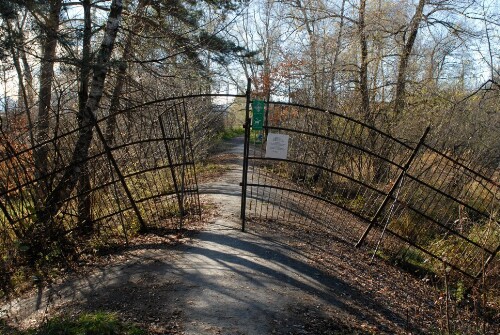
left=252, top=100, right=265, bottom=130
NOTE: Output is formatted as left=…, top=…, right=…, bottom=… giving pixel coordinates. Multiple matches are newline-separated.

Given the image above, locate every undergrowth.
left=217, top=127, right=245, bottom=140
left=0, top=312, right=147, bottom=335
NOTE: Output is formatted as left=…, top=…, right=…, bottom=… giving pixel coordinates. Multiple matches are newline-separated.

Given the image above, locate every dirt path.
left=175, top=137, right=337, bottom=334
left=3, top=137, right=495, bottom=334
left=176, top=137, right=412, bottom=334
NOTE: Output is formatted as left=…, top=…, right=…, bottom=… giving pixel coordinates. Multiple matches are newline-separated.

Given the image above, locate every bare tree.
left=358, top=0, right=370, bottom=123
left=76, top=0, right=93, bottom=233
left=393, top=0, right=425, bottom=117
left=34, top=0, right=63, bottom=182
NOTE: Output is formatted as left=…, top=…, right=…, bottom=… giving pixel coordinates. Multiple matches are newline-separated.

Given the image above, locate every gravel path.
left=179, top=137, right=331, bottom=334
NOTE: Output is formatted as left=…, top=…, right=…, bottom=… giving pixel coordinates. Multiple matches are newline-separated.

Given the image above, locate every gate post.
left=355, top=126, right=430, bottom=247
left=240, top=78, right=252, bottom=231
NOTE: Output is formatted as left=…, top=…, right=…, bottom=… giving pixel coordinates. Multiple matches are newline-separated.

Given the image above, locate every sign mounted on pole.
left=251, top=100, right=265, bottom=130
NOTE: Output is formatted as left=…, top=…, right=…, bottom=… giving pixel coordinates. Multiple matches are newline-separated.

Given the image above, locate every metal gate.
left=240, top=81, right=499, bottom=283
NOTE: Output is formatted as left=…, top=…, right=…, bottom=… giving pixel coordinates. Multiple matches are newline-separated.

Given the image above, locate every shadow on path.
left=1, top=136, right=416, bottom=334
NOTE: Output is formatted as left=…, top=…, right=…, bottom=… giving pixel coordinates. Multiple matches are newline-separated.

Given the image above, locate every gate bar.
left=356, top=126, right=430, bottom=247
left=240, top=78, right=252, bottom=231
left=92, top=117, right=148, bottom=232
left=159, top=110, right=185, bottom=229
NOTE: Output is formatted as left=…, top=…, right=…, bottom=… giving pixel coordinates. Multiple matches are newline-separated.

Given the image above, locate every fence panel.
left=244, top=101, right=414, bottom=244
left=242, top=100, right=499, bottom=281
left=0, top=97, right=204, bottom=296
left=378, top=144, right=500, bottom=278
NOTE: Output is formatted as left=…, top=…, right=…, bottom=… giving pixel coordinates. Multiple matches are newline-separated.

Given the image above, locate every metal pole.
left=356, top=126, right=430, bottom=247
left=240, top=78, right=252, bottom=231
left=93, top=119, right=148, bottom=233
left=474, top=244, right=499, bottom=281
left=0, top=197, right=17, bottom=236
left=178, top=99, right=190, bottom=229
left=370, top=173, right=406, bottom=262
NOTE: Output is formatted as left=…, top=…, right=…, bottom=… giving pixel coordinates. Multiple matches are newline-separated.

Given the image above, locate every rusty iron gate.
left=240, top=82, right=499, bottom=284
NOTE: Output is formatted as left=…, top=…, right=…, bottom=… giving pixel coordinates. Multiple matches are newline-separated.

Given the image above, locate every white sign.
left=265, top=133, right=289, bottom=160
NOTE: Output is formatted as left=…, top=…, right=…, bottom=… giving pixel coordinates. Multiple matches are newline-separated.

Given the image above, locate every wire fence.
left=242, top=100, right=499, bottom=283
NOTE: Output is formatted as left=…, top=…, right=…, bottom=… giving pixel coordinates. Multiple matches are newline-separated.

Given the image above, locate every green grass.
left=218, top=127, right=245, bottom=140
left=0, top=312, right=147, bottom=335
left=196, top=161, right=224, bottom=172
left=374, top=248, right=435, bottom=279
left=395, top=249, right=435, bottom=278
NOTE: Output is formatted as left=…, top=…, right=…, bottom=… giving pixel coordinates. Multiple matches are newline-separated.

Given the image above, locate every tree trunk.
left=77, top=0, right=93, bottom=233
left=358, top=0, right=370, bottom=123
left=105, top=0, right=149, bottom=146
left=393, top=0, right=425, bottom=116
left=18, top=11, right=36, bottom=124
left=37, top=0, right=123, bottom=242
left=6, top=21, right=34, bottom=146
left=4, top=12, right=36, bottom=146
left=329, top=0, right=346, bottom=109
left=34, top=0, right=62, bottom=182
left=295, top=0, right=319, bottom=106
